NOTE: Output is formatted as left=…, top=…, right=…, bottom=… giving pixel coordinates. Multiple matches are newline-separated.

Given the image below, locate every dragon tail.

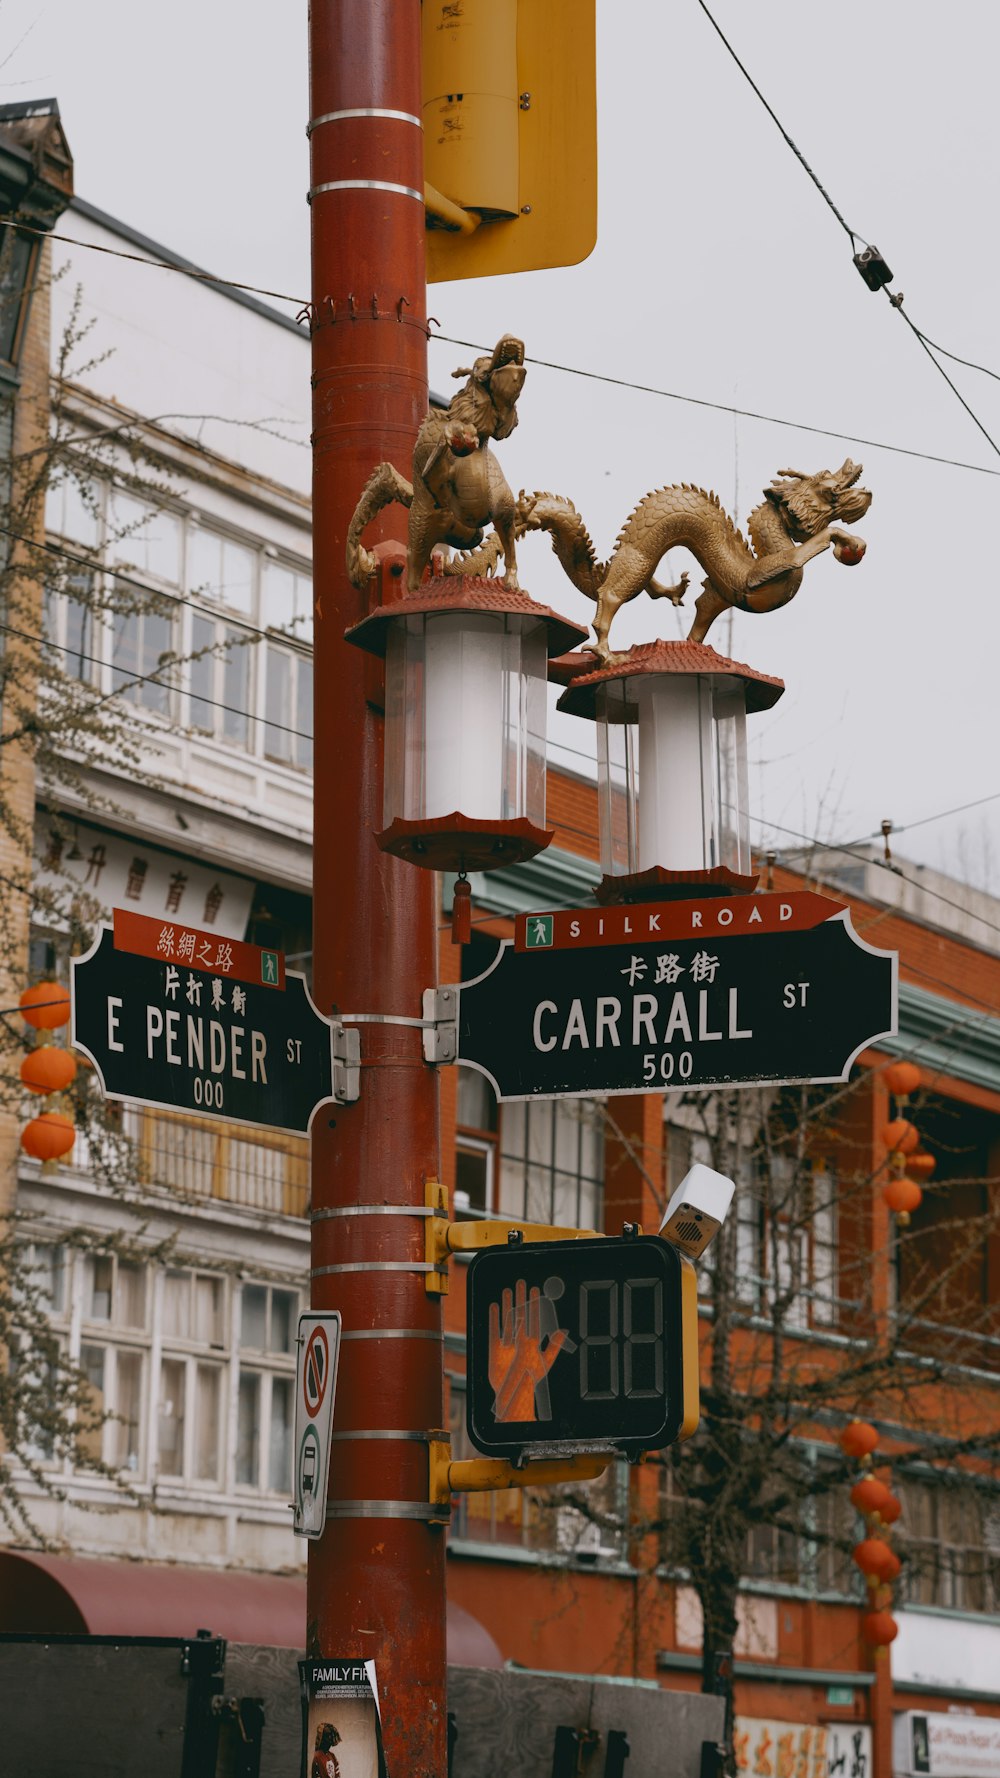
left=345, top=461, right=414, bottom=589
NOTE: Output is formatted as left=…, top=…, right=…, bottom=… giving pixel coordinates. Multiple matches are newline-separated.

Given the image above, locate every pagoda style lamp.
left=345, top=577, right=587, bottom=872
left=556, top=641, right=784, bottom=903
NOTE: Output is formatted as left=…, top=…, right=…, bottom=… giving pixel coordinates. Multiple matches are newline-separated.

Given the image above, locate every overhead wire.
left=0, top=617, right=313, bottom=747
left=432, top=336, right=1000, bottom=481
left=8, top=205, right=1000, bottom=481
left=0, top=523, right=312, bottom=651
left=692, top=0, right=1000, bottom=462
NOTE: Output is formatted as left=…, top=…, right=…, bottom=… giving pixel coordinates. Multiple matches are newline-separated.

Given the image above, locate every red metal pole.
left=307, top=6, right=445, bottom=1774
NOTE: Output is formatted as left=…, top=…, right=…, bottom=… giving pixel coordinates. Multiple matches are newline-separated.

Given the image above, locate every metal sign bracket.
left=421, top=986, right=457, bottom=1063
left=331, top=1020, right=361, bottom=1103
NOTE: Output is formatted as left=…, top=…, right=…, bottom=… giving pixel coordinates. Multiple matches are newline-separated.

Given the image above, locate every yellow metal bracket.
left=429, top=1439, right=609, bottom=1511
left=425, top=1179, right=600, bottom=1294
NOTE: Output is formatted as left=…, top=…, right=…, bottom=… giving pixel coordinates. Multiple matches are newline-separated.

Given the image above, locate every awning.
left=0, top=1551, right=503, bottom=1667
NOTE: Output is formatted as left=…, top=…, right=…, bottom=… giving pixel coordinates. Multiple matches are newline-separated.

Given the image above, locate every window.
left=44, top=567, right=98, bottom=682
left=80, top=1341, right=144, bottom=1473
left=262, top=559, right=313, bottom=643
left=43, top=482, right=313, bottom=774
left=455, top=1067, right=497, bottom=1214
left=189, top=611, right=252, bottom=748
left=189, top=526, right=255, bottom=617
left=163, top=1269, right=226, bottom=1346
left=109, top=491, right=181, bottom=587
left=264, top=642, right=312, bottom=770
left=83, top=1254, right=146, bottom=1329
left=0, top=224, right=38, bottom=364
left=499, top=1097, right=604, bottom=1230
left=112, top=604, right=175, bottom=715
left=236, top=1282, right=299, bottom=1494
left=899, top=1479, right=1000, bottom=1613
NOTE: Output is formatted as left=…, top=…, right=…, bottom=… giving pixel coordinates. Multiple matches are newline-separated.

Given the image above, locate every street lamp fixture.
left=556, top=641, right=784, bottom=904
left=345, top=576, right=587, bottom=872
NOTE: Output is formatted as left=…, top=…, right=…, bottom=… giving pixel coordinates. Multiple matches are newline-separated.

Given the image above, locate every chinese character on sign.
left=41, top=830, right=64, bottom=872
left=690, top=949, right=721, bottom=984
left=186, top=973, right=202, bottom=1007
left=753, top=1727, right=774, bottom=1778
left=165, top=871, right=188, bottom=914
left=232, top=985, right=247, bottom=1016
left=203, top=883, right=224, bottom=925
left=655, top=953, right=685, bottom=984
left=125, top=857, right=148, bottom=900
left=734, top=1730, right=750, bottom=1774
left=165, top=965, right=180, bottom=1001
left=776, top=1734, right=795, bottom=1778
left=849, top=1732, right=867, bottom=1778
left=83, top=843, right=108, bottom=889
left=620, top=954, right=647, bottom=986
left=177, top=931, right=196, bottom=963
left=156, top=925, right=176, bottom=958
left=216, top=942, right=235, bottom=975
left=211, top=978, right=226, bottom=1011
left=195, top=939, right=213, bottom=968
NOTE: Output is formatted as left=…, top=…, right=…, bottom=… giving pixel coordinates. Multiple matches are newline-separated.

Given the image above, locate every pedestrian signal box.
left=465, top=1235, right=699, bottom=1459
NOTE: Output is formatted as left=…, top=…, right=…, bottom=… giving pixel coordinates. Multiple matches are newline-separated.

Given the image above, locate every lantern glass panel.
left=383, top=612, right=547, bottom=828
left=596, top=680, right=639, bottom=876
left=595, top=674, right=750, bottom=878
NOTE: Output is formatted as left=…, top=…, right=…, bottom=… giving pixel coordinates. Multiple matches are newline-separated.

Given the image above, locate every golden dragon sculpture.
left=453, top=460, right=872, bottom=658
left=345, top=334, right=527, bottom=594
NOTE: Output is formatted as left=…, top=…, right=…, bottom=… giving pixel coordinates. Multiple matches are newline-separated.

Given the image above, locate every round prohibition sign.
left=303, top=1326, right=330, bottom=1419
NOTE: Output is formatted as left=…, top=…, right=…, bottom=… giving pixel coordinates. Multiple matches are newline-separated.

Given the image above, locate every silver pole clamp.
left=421, top=986, right=458, bottom=1065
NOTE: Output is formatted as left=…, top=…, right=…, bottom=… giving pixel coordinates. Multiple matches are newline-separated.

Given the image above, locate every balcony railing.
left=62, top=1105, right=309, bottom=1220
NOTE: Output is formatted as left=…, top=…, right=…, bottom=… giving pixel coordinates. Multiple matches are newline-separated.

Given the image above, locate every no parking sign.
left=293, top=1311, right=342, bottom=1538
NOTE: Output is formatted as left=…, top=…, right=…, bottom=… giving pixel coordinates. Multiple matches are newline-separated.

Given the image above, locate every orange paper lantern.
left=907, top=1152, right=936, bottom=1180
left=21, top=1111, right=75, bottom=1162
left=853, top=1538, right=896, bottom=1582
left=881, top=1118, right=919, bottom=1155
left=883, top=1177, right=923, bottom=1217
left=850, top=1476, right=893, bottom=1519
left=880, top=1548, right=902, bottom=1582
left=883, top=1061, right=921, bottom=1098
left=862, top=1610, right=898, bottom=1647
left=839, top=1420, right=879, bottom=1460
left=879, top=1493, right=902, bottom=1525
left=20, top=981, right=71, bottom=1030
left=20, top=1046, right=77, bottom=1095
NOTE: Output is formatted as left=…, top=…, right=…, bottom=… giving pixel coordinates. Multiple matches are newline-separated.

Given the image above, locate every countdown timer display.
left=465, top=1234, right=697, bottom=1458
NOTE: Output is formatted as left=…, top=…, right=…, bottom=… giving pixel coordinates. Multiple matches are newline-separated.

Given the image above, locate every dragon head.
left=766, top=459, right=872, bottom=542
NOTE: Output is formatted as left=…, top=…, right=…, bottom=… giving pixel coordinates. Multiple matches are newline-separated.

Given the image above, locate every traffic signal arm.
left=428, top=1439, right=608, bottom=1510
left=424, top=1180, right=600, bottom=1294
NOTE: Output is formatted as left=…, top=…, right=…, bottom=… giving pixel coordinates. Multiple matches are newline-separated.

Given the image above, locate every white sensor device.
left=659, top=1163, right=736, bottom=1260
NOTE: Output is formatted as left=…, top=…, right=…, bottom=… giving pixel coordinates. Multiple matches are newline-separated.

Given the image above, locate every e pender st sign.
left=72, top=911, right=335, bottom=1135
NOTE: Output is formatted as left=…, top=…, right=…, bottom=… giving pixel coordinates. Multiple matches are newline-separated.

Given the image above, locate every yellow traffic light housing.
left=423, top=0, right=597, bottom=282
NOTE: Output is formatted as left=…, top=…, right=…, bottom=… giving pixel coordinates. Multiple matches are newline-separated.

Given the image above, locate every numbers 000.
left=193, top=1077, right=224, bottom=1109
left=578, top=1277, right=664, bottom=1402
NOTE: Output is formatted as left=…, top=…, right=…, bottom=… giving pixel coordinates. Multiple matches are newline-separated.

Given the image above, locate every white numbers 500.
left=641, top=1051, right=693, bottom=1084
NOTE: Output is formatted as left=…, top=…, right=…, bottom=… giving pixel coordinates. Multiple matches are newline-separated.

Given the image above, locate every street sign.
left=72, top=916, right=335, bottom=1135
left=466, top=1234, right=699, bottom=1459
left=293, top=1310, right=342, bottom=1538
left=456, top=892, right=896, bottom=1102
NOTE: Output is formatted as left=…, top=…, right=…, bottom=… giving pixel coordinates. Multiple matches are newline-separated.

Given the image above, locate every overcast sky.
left=5, top=1, right=1000, bottom=892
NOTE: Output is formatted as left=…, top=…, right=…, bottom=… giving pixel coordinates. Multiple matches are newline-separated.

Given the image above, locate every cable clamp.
left=331, top=1019, right=361, bottom=1103
left=421, top=986, right=458, bottom=1064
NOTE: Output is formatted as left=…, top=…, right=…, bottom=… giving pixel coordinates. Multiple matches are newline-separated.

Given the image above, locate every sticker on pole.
left=293, top=1311, right=342, bottom=1539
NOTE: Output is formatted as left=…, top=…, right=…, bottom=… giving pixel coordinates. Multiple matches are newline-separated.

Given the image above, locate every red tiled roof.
left=554, top=640, right=784, bottom=716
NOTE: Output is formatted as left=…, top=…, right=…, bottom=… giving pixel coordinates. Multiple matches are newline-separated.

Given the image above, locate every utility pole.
left=307, top=6, right=445, bottom=1774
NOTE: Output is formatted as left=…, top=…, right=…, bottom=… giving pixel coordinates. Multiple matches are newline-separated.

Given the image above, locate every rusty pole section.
left=307, top=5, right=445, bottom=1774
